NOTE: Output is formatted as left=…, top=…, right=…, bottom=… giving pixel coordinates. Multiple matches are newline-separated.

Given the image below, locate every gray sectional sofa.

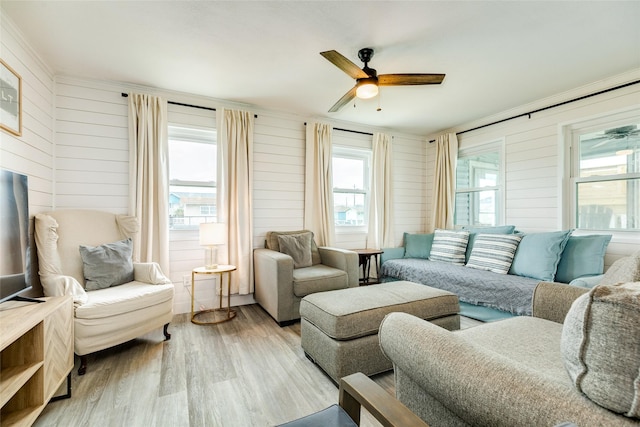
left=381, top=227, right=614, bottom=321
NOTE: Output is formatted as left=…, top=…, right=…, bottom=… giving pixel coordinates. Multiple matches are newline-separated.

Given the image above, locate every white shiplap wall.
left=426, top=70, right=640, bottom=266
left=1, top=13, right=55, bottom=296
left=51, top=77, right=428, bottom=313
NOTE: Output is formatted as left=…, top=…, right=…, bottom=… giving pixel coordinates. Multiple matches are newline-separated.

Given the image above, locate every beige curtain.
left=430, top=133, right=458, bottom=230
left=367, top=132, right=394, bottom=249
left=128, top=93, right=170, bottom=273
left=304, top=122, right=335, bottom=246
left=218, top=109, right=254, bottom=295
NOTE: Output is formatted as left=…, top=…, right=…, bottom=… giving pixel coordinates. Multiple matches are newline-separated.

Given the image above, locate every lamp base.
left=204, top=246, right=218, bottom=270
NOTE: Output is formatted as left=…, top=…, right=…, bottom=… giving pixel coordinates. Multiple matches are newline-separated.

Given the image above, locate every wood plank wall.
left=426, top=70, right=640, bottom=266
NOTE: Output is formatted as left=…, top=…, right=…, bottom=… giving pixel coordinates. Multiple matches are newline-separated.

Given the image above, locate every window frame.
left=563, top=109, right=640, bottom=233
left=332, top=145, right=372, bottom=231
left=168, top=124, right=218, bottom=231
left=454, top=139, right=505, bottom=228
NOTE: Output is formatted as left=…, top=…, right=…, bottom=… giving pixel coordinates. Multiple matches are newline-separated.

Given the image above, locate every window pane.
left=456, top=152, right=499, bottom=189
left=579, top=124, right=639, bottom=178
left=333, top=157, right=364, bottom=190
left=455, top=190, right=497, bottom=227
left=334, top=193, right=365, bottom=226
left=577, top=179, right=639, bottom=230
left=169, top=185, right=216, bottom=230
left=169, top=140, right=216, bottom=183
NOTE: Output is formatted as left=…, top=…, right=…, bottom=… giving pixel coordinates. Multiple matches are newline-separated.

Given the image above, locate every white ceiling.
left=3, top=1, right=640, bottom=135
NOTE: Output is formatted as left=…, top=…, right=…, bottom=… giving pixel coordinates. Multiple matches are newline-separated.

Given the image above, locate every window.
left=332, top=147, right=371, bottom=227
left=570, top=122, right=639, bottom=231
left=168, top=125, right=217, bottom=230
left=454, top=142, right=503, bottom=227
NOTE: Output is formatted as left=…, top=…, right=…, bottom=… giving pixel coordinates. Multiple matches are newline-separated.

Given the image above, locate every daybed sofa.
left=378, top=251, right=640, bottom=426
left=381, top=226, right=614, bottom=321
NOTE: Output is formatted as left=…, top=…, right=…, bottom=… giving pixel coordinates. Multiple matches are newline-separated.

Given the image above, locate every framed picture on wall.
left=1, top=59, right=22, bottom=136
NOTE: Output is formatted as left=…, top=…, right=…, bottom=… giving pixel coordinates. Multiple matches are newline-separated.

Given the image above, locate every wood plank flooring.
left=34, top=304, right=481, bottom=427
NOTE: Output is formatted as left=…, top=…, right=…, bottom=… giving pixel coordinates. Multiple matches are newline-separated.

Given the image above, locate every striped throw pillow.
left=429, top=229, right=470, bottom=265
left=466, top=233, right=522, bottom=274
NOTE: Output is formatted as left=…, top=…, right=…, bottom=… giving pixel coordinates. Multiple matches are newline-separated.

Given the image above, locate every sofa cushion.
left=79, top=238, right=135, bottom=290
left=403, top=232, right=434, bottom=259
left=599, top=251, right=640, bottom=286
left=555, top=235, right=612, bottom=284
left=277, top=233, right=313, bottom=268
left=509, top=230, right=572, bottom=281
left=561, top=282, right=640, bottom=418
left=74, top=281, right=174, bottom=319
left=462, top=225, right=516, bottom=263
left=266, top=230, right=321, bottom=265
left=429, top=229, right=470, bottom=266
left=292, top=264, right=348, bottom=297
left=465, top=233, right=522, bottom=274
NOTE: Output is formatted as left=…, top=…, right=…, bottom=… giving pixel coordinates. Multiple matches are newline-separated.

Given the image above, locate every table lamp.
left=199, top=222, right=225, bottom=270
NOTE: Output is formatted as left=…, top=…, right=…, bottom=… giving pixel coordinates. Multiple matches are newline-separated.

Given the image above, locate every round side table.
left=191, top=265, right=237, bottom=325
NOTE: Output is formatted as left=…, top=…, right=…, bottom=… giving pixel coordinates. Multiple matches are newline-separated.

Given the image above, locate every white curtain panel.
left=218, top=109, right=254, bottom=295
left=367, top=132, right=394, bottom=249
left=127, top=93, right=170, bottom=274
left=430, top=132, right=458, bottom=230
left=304, top=122, right=335, bottom=246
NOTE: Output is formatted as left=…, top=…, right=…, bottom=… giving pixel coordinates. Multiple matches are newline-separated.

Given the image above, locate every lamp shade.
left=199, top=222, right=226, bottom=246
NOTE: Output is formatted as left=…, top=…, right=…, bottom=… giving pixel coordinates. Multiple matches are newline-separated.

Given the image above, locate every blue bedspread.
left=381, top=258, right=540, bottom=316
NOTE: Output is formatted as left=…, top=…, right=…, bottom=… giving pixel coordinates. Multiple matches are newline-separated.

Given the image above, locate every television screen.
left=0, top=169, right=31, bottom=302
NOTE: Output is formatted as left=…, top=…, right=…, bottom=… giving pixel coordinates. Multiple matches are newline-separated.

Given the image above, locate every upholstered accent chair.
left=379, top=278, right=640, bottom=426
left=34, top=209, right=174, bottom=375
left=253, top=230, right=359, bottom=326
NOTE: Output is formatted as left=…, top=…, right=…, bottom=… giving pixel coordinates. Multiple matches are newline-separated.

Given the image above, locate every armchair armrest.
left=133, top=262, right=172, bottom=285
left=339, top=372, right=429, bottom=427
left=318, top=247, right=359, bottom=287
left=40, top=274, right=88, bottom=306
left=532, top=281, right=588, bottom=324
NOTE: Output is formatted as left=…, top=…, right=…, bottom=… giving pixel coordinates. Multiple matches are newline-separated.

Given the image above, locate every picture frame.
left=1, top=59, right=22, bottom=136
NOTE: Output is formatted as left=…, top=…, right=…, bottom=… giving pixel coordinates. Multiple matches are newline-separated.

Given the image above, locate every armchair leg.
left=78, top=355, right=87, bottom=376
left=163, top=323, right=171, bottom=341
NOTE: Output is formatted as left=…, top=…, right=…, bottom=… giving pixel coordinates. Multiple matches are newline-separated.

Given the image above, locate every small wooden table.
left=352, top=249, right=384, bottom=285
left=191, top=265, right=237, bottom=325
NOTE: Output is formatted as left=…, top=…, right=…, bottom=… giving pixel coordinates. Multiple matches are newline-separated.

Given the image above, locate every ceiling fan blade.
left=321, top=50, right=369, bottom=80
left=328, top=86, right=357, bottom=113
left=378, top=73, right=446, bottom=86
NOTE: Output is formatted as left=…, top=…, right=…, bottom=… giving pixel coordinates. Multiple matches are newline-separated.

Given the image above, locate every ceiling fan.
left=320, top=47, right=445, bottom=112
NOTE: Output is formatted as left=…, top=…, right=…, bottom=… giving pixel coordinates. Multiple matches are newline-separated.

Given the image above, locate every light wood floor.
left=35, top=304, right=482, bottom=427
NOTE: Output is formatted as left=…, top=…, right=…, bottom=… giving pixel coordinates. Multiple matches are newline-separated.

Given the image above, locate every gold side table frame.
left=191, top=265, right=237, bottom=325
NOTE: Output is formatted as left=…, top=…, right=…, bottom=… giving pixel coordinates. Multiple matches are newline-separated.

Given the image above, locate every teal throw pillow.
left=509, top=230, right=573, bottom=281
left=462, top=225, right=516, bottom=263
left=79, top=238, right=134, bottom=290
left=403, top=232, right=434, bottom=259
left=555, top=235, right=612, bottom=283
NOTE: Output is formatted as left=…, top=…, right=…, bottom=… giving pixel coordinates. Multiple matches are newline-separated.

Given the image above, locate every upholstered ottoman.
left=300, top=281, right=459, bottom=383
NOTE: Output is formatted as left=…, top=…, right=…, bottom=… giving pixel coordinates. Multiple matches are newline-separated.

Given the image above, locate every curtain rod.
left=121, top=93, right=257, bottom=118
left=303, top=122, right=373, bottom=136
left=428, top=79, right=640, bottom=143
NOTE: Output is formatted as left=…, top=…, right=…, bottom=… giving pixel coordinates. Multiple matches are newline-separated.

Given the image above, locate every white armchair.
left=34, top=209, right=174, bottom=375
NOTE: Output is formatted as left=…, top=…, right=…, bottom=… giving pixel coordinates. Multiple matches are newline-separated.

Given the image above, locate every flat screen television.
left=0, top=169, right=32, bottom=303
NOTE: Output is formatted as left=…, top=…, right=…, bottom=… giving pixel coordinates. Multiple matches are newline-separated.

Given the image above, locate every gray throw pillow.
left=561, top=282, right=640, bottom=418
left=277, top=233, right=313, bottom=268
left=79, top=238, right=134, bottom=290
left=599, top=251, right=640, bottom=286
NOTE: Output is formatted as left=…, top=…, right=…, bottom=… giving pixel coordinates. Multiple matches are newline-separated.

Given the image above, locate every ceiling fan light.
left=356, top=79, right=379, bottom=99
